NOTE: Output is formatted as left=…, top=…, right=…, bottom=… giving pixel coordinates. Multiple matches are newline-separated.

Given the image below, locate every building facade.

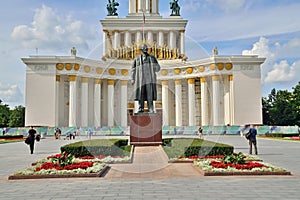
left=22, top=0, right=265, bottom=128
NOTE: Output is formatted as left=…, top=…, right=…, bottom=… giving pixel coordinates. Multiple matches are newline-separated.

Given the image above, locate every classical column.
left=107, top=79, right=115, bottom=127
left=169, top=31, right=176, bottom=49
left=180, top=30, right=185, bottom=55
left=134, top=101, right=139, bottom=114
left=145, top=0, right=150, bottom=13
left=81, top=77, right=89, bottom=127
left=121, top=80, right=128, bottom=127
left=200, top=77, right=209, bottom=126
left=162, top=80, right=169, bottom=126
left=152, top=0, right=158, bottom=14
left=224, top=75, right=231, bottom=125
left=125, top=31, right=132, bottom=47
left=103, top=30, right=108, bottom=56
left=188, top=78, right=196, bottom=126
left=55, top=75, right=60, bottom=126
left=212, top=75, right=220, bottom=126
left=114, top=31, right=120, bottom=49
left=175, top=79, right=182, bottom=126
left=69, top=75, right=77, bottom=127
left=94, top=79, right=101, bottom=127
left=147, top=31, right=153, bottom=44
left=129, top=0, right=135, bottom=14
left=136, top=31, right=142, bottom=43
left=158, top=31, right=164, bottom=46
left=229, top=75, right=234, bottom=125
left=138, top=0, right=143, bottom=12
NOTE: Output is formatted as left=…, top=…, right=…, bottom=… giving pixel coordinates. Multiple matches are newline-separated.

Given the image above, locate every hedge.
left=265, top=132, right=299, bottom=138
left=60, top=139, right=131, bottom=157
left=162, top=138, right=234, bottom=159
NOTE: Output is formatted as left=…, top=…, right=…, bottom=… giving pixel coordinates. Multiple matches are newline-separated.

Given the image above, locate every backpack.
left=245, top=132, right=250, bottom=140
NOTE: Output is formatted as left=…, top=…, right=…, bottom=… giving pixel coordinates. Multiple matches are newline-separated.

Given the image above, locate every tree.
left=0, top=100, right=10, bottom=127
left=262, top=86, right=299, bottom=126
left=9, top=105, right=25, bottom=127
left=291, top=82, right=300, bottom=126
left=269, top=90, right=296, bottom=125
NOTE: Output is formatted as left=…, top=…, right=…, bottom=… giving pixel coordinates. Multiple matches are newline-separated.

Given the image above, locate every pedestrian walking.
left=26, top=126, right=37, bottom=154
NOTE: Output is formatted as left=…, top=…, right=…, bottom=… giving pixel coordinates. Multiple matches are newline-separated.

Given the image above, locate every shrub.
left=60, top=139, right=131, bottom=157
left=265, top=132, right=299, bottom=137
left=162, top=138, right=234, bottom=159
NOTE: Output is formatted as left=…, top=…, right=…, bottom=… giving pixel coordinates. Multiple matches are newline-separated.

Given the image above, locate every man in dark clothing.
left=27, top=126, right=37, bottom=154
left=248, top=124, right=258, bottom=155
left=131, top=44, right=160, bottom=114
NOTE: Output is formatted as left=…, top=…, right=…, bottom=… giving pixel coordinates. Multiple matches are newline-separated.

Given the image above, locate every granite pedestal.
left=129, top=113, right=162, bottom=146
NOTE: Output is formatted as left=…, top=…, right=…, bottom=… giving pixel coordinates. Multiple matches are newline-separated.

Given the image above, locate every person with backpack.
left=248, top=124, right=258, bottom=155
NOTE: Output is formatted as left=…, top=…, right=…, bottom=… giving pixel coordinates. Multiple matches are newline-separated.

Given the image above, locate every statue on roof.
left=107, top=0, right=119, bottom=16
left=170, top=0, right=180, bottom=16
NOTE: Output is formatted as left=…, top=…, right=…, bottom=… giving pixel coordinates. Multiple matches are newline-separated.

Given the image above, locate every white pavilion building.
left=22, top=0, right=265, bottom=128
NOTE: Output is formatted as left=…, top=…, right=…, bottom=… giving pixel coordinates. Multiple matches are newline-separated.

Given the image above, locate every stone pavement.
left=0, top=135, right=299, bottom=200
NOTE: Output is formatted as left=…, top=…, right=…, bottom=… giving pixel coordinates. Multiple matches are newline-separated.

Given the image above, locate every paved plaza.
left=0, top=135, right=299, bottom=200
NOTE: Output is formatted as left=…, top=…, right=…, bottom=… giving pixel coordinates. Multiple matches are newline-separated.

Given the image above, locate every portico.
left=22, top=0, right=265, bottom=128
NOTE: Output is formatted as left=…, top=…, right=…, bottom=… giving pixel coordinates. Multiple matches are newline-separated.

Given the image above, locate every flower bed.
left=193, top=152, right=291, bottom=176
left=169, top=153, right=261, bottom=163
left=8, top=152, right=109, bottom=180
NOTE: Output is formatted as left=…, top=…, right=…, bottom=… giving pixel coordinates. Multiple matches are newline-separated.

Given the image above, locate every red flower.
left=210, top=160, right=268, bottom=170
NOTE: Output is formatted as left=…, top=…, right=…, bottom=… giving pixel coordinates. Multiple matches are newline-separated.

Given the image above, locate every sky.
left=0, top=0, right=300, bottom=108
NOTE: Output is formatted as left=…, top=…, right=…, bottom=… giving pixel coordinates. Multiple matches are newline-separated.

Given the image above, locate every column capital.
left=121, top=80, right=128, bottom=86
left=200, top=77, right=207, bottom=83
left=107, top=79, right=115, bottom=85
left=229, top=75, right=233, bottom=81
left=56, top=75, right=60, bottom=82
left=175, top=79, right=182, bottom=85
left=161, top=80, right=168, bottom=85
left=187, top=78, right=195, bottom=84
left=95, top=79, right=102, bottom=84
left=69, top=75, right=77, bottom=82
left=212, top=75, right=220, bottom=81
left=81, top=77, right=89, bottom=83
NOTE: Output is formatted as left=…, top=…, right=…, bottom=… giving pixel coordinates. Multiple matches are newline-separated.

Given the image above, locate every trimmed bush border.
left=60, top=139, right=131, bottom=157
left=8, top=165, right=110, bottom=180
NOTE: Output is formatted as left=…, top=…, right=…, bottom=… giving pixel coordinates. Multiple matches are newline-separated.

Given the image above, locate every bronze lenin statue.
left=131, top=44, right=161, bottom=114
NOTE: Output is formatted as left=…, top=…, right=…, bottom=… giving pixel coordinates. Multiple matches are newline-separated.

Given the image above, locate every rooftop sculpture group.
left=107, top=0, right=119, bottom=16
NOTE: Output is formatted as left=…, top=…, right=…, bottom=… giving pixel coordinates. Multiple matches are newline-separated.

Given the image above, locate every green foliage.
left=263, top=83, right=300, bottom=126
left=50, top=152, right=74, bottom=167
left=162, top=138, right=234, bottom=159
left=9, top=106, right=25, bottom=127
left=0, top=100, right=25, bottom=128
left=222, top=152, right=245, bottom=164
left=60, top=139, right=131, bottom=157
left=0, top=100, right=10, bottom=127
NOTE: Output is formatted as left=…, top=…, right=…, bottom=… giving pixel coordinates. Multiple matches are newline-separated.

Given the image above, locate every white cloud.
left=242, top=36, right=275, bottom=60
left=11, top=5, right=96, bottom=52
left=0, top=82, right=23, bottom=104
left=275, top=38, right=300, bottom=59
left=242, top=36, right=300, bottom=94
left=264, top=60, right=300, bottom=83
